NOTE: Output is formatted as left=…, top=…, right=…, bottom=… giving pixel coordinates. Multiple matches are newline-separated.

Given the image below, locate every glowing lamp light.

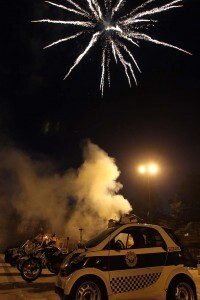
left=138, top=166, right=146, bottom=173
left=148, top=164, right=158, bottom=174
left=138, top=164, right=158, bottom=175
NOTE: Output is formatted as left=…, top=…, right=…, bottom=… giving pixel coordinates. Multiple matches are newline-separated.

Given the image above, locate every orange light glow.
left=138, top=164, right=158, bottom=175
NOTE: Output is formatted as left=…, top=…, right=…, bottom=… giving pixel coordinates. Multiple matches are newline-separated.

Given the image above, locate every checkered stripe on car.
left=110, top=272, right=161, bottom=294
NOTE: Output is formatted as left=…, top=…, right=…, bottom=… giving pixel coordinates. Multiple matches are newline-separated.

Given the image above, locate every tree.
left=170, top=174, right=200, bottom=225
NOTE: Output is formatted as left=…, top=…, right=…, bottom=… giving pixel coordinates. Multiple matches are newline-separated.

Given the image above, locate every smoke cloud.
left=0, top=140, right=132, bottom=249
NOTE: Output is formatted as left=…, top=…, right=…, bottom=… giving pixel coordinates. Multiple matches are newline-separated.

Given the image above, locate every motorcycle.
left=5, top=235, right=49, bottom=270
left=16, top=241, right=44, bottom=271
left=16, top=234, right=54, bottom=271
left=20, top=244, right=67, bottom=282
left=4, top=239, right=36, bottom=267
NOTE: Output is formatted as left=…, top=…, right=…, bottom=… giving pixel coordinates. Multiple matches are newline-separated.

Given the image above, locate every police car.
left=55, top=215, right=197, bottom=300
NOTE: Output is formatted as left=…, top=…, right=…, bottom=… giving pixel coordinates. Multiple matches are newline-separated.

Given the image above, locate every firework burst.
left=33, top=0, right=191, bottom=96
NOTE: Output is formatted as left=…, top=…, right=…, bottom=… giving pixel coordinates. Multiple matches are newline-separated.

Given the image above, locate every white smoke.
left=64, top=141, right=132, bottom=239
left=0, top=140, right=132, bottom=248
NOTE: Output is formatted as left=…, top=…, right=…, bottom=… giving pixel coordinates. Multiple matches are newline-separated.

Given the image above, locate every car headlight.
left=71, top=254, right=86, bottom=265
left=60, top=253, right=85, bottom=276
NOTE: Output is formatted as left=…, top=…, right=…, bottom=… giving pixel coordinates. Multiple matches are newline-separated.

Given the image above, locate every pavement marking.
left=0, top=262, right=17, bottom=285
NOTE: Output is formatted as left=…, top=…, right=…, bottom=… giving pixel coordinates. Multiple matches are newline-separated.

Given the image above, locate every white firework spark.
left=33, top=0, right=191, bottom=96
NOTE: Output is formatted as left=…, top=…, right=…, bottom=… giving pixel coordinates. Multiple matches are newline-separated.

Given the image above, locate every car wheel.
left=70, top=276, right=108, bottom=300
left=167, top=277, right=197, bottom=300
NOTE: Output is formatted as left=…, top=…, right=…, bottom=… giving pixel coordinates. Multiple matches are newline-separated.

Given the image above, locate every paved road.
left=0, top=254, right=199, bottom=299
left=0, top=254, right=59, bottom=300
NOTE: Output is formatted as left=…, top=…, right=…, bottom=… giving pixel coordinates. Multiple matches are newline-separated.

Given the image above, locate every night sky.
left=1, top=0, right=200, bottom=206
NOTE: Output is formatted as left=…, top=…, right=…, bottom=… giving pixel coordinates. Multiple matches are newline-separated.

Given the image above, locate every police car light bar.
left=120, top=214, right=138, bottom=224
left=108, top=214, right=142, bottom=228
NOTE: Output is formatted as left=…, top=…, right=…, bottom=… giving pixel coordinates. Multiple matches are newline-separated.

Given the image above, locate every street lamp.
left=138, top=164, right=158, bottom=175
left=138, top=163, right=158, bottom=222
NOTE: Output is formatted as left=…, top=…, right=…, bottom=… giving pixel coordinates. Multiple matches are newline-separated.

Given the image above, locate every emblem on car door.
left=125, top=251, right=138, bottom=267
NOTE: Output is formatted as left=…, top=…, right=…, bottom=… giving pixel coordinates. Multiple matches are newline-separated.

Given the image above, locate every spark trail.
left=33, top=0, right=191, bottom=96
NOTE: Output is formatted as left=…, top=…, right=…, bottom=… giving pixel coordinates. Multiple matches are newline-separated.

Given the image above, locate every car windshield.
left=84, top=226, right=120, bottom=248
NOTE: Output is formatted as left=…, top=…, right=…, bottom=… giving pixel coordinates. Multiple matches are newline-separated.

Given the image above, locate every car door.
left=108, top=226, right=167, bottom=300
